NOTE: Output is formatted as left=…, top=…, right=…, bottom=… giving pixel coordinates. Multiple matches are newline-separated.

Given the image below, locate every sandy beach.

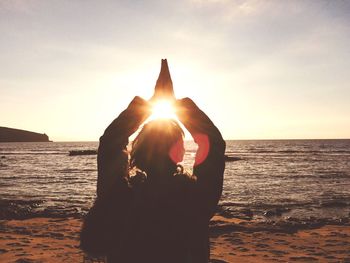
left=1, top=215, right=350, bottom=263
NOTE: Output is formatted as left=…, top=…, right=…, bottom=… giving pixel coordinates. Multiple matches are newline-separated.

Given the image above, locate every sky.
left=1, top=0, right=350, bottom=141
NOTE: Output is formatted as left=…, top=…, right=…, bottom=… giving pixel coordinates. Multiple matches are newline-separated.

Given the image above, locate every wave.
left=69, top=150, right=97, bottom=156
left=244, top=149, right=350, bottom=154
left=54, top=168, right=97, bottom=173
left=0, top=199, right=86, bottom=220
left=320, top=201, right=349, bottom=208
left=224, top=155, right=243, bottom=162
left=0, top=152, right=65, bottom=155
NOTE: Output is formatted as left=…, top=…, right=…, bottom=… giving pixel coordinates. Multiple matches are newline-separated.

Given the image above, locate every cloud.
left=1, top=0, right=350, bottom=139
left=0, top=0, right=36, bottom=14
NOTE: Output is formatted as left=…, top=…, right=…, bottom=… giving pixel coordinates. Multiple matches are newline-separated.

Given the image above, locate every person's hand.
left=175, top=97, right=216, bottom=137
left=175, top=97, right=200, bottom=124
left=122, top=96, right=152, bottom=135
left=152, top=59, right=175, bottom=100
left=102, top=96, right=151, bottom=140
left=126, top=96, right=152, bottom=115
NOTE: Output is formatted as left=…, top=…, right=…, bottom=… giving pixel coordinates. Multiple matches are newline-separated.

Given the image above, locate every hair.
left=130, top=119, right=184, bottom=177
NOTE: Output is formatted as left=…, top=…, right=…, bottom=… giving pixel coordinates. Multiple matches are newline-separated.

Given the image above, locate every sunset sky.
left=1, top=0, right=350, bottom=141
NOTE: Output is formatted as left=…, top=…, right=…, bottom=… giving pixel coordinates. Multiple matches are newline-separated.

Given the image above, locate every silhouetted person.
left=80, top=61, right=225, bottom=263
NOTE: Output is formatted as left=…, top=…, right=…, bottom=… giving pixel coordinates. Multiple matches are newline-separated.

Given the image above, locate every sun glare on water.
left=149, top=100, right=177, bottom=120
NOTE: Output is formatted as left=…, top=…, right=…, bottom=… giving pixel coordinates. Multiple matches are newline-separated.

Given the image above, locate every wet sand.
left=1, top=216, right=350, bottom=263
left=0, top=218, right=83, bottom=262
left=210, top=216, right=350, bottom=262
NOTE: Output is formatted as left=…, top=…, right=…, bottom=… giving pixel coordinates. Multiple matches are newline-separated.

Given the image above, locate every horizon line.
left=49, top=138, right=350, bottom=143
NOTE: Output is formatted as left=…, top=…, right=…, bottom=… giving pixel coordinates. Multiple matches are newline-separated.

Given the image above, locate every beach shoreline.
left=1, top=215, right=350, bottom=263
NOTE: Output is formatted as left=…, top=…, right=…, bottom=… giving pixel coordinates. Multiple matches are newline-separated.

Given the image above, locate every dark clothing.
left=80, top=98, right=225, bottom=263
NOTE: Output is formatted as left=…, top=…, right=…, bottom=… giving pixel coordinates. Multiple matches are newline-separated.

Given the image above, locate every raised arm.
left=97, top=96, right=151, bottom=199
left=80, top=96, right=150, bottom=256
left=176, top=98, right=226, bottom=218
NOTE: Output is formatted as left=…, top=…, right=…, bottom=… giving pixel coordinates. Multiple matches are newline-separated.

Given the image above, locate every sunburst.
left=149, top=100, right=177, bottom=120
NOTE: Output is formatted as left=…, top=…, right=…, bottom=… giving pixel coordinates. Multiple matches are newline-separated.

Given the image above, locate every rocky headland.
left=0, top=127, right=50, bottom=142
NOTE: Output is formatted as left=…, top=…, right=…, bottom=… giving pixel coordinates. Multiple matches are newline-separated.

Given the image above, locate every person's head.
left=130, top=119, right=185, bottom=177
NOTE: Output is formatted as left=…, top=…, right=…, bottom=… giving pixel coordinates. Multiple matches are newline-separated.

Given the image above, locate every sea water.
left=0, top=140, right=349, bottom=221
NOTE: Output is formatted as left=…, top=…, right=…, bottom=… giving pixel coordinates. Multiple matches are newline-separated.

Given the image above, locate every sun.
left=149, top=100, right=177, bottom=120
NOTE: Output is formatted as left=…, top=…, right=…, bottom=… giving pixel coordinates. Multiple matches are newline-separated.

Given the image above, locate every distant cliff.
left=0, top=127, right=51, bottom=142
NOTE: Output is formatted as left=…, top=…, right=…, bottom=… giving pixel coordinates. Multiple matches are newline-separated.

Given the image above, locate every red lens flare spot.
left=169, top=139, right=185, bottom=164
left=193, top=133, right=210, bottom=166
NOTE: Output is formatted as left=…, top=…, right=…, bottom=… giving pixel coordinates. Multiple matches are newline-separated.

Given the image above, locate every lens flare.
left=149, top=100, right=177, bottom=120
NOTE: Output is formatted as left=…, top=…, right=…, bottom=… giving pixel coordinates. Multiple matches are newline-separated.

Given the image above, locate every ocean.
left=1, top=140, right=350, bottom=223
